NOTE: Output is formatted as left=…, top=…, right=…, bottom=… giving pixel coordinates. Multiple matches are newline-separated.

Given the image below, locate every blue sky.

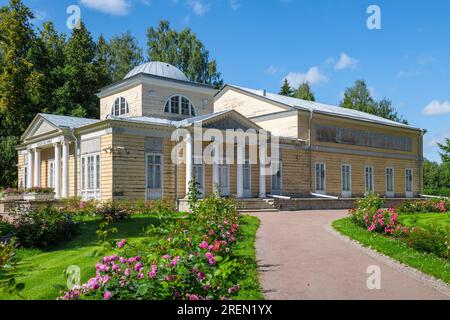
left=3, top=0, right=450, bottom=161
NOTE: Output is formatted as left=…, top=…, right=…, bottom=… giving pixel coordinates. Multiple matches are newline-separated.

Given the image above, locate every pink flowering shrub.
left=59, top=193, right=246, bottom=301
left=397, top=198, right=450, bottom=214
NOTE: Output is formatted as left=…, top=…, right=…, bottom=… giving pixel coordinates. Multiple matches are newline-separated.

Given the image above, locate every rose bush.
left=397, top=198, right=450, bottom=214
left=60, top=188, right=247, bottom=300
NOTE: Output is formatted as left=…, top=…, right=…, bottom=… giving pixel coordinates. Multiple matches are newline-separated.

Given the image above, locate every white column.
left=54, top=143, right=61, bottom=198
left=212, top=143, right=220, bottom=194
left=237, top=143, right=244, bottom=199
left=185, top=132, right=193, bottom=196
left=259, top=143, right=266, bottom=198
left=61, top=141, right=70, bottom=198
left=33, top=148, right=41, bottom=187
left=26, top=150, right=34, bottom=190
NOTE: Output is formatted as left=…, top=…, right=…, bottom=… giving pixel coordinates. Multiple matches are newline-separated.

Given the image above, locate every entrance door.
left=243, top=160, right=252, bottom=198
left=271, top=162, right=282, bottom=196
left=146, top=154, right=163, bottom=200
left=219, top=165, right=230, bottom=197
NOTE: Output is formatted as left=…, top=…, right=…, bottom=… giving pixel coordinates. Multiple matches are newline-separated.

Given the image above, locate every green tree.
left=293, top=82, right=315, bottom=101
left=147, top=20, right=223, bottom=87
left=438, top=138, right=450, bottom=163
left=95, top=34, right=112, bottom=87
left=0, top=0, right=43, bottom=137
left=340, top=80, right=408, bottom=124
left=423, top=159, right=441, bottom=190
left=54, top=21, right=109, bottom=118
left=0, top=136, right=20, bottom=187
left=279, top=79, right=294, bottom=97
left=107, top=31, right=143, bottom=82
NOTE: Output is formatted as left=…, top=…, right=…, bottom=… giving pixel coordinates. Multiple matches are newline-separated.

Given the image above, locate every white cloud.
left=423, top=100, right=450, bottom=115
left=79, top=0, right=131, bottom=16
left=266, top=65, right=284, bottom=75
left=229, top=0, right=241, bottom=10
left=334, top=52, right=358, bottom=70
left=187, top=0, right=210, bottom=16
left=284, top=67, right=328, bottom=87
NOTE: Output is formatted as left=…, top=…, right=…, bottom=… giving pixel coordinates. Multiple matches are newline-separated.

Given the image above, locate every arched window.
left=164, top=95, right=196, bottom=116
left=112, top=97, right=129, bottom=116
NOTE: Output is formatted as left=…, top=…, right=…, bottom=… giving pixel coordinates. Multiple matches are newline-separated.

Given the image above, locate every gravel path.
left=251, top=210, right=450, bottom=300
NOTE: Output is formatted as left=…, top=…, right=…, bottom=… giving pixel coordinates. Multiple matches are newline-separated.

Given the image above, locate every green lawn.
left=0, top=215, right=159, bottom=300
left=0, top=214, right=262, bottom=300
left=398, top=213, right=450, bottom=235
left=333, top=217, right=450, bottom=284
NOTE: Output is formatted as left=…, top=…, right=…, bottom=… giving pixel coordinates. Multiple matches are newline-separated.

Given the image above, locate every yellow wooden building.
left=16, top=62, right=425, bottom=205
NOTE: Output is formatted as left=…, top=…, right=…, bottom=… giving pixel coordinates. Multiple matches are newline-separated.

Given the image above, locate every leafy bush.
left=350, top=194, right=385, bottom=228
left=63, top=197, right=98, bottom=215
left=0, top=239, right=16, bottom=268
left=60, top=188, right=247, bottom=301
left=0, top=218, right=13, bottom=237
left=2, top=188, right=24, bottom=195
left=397, top=198, right=450, bottom=214
left=11, top=206, right=79, bottom=248
left=408, top=228, right=449, bottom=259
left=95, top=201, right=130, bottom=222
left=424, top=188, right=450, bottom=198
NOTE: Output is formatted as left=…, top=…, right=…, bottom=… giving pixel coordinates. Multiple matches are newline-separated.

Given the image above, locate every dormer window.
left=164, top=95, right=196, bottom=117
left=112, top=97, right=129, bottom=116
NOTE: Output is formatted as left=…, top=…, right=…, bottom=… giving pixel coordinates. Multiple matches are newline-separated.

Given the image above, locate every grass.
left=0, top=215, right=158, bottom=300
left=0, top=214, right=263, bottom=300
left=234, top=215, right=263, bottom=300
left=333, top=217, right=450, bottom=284
left=398, top=213, right=450, bottom=235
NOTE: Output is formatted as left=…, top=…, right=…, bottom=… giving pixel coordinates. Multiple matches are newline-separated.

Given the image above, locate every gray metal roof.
left=229, top=85, right=421, bottom=131
left=40, top=113, right=100, bottom=129
left=124, top=61, right=188, bottom=81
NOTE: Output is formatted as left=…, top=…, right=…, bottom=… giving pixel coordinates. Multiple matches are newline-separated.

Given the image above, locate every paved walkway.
left=251, top=210, right=450, bottom=300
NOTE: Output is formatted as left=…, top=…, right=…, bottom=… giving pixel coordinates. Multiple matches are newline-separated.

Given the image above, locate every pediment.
left=22, top=116, right=60, bottom=141
left=202, top=111, right=262, bottom=132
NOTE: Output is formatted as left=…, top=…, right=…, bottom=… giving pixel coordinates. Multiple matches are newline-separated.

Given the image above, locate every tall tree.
left=54, top=21, right=108, bottom=118
left=107, top=31, right=143, bottom=82
left=279, top=79, right=294, bottom=97
left=340, top=80, right=408, bottom=124
left=294, top=82, right=315, bottom=101
left=95, top=34, right=112, bottom=86
left=438, top=139, right=450, bottom=163
left=147, top=20, right=223, bottom=87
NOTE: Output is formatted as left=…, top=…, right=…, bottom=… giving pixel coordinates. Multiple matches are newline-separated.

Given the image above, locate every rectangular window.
left=406, top=169, right=413, bottom=194
left=171, top=96, right=179, bottom=114
left=193, top=164, right=204, bottom=194
left=365, top=166, right=374, bottom=194
left=341, top=164, right=352, bottom=194
left=386, top=167, right=394, bottom=195
left=315, top=162, right=326, bottom=193
left=81, top=153, right=101, bottom=200
left=146, top=154, right=163, bottom=200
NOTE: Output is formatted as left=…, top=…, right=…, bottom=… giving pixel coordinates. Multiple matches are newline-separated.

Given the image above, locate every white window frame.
left=146, top=153, right=164, bottom=200
left=81, top=153, right=101, bottom=200
left=218, top=164, right=231, bottom=197
left=112, top=97, right=129, bottom=117
left=386, top=167, right=395, bottom=198
left=405, top=168, right=413, bottom=198
left=365, top=166, right=375, bottom=195
left=193, top=164, right=205, bottom=197
left=164, top=95, right=197, bottom=117
left=341, top=164, right=352, bottom=198
left=315, top=162, right=326, bottom=194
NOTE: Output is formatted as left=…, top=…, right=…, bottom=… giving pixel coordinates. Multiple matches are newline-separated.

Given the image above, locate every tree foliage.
left=147, top=20, right=223, bottom=87
left=340, top=80, right=408, bottom=124
left=279, top=79, right=294, bottom=97
left=294, top=82, right=315, bottom=101
left=438, top=138, right=450, bottom=164
left=107, top=31, right=143, bottom=82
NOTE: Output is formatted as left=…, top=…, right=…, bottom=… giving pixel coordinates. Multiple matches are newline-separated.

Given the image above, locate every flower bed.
left=1, top=188, right=24, bottom=201
left=396, top=198, right=450, bottom=214
left=60, top=192, right=250, bottom=300
left=24, top=187, right=55, bottom=201
left=348, top=195, right=449, bottom=260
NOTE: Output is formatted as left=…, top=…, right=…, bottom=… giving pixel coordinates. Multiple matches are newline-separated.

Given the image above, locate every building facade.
left=16, top=62, right=425, bottom=204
